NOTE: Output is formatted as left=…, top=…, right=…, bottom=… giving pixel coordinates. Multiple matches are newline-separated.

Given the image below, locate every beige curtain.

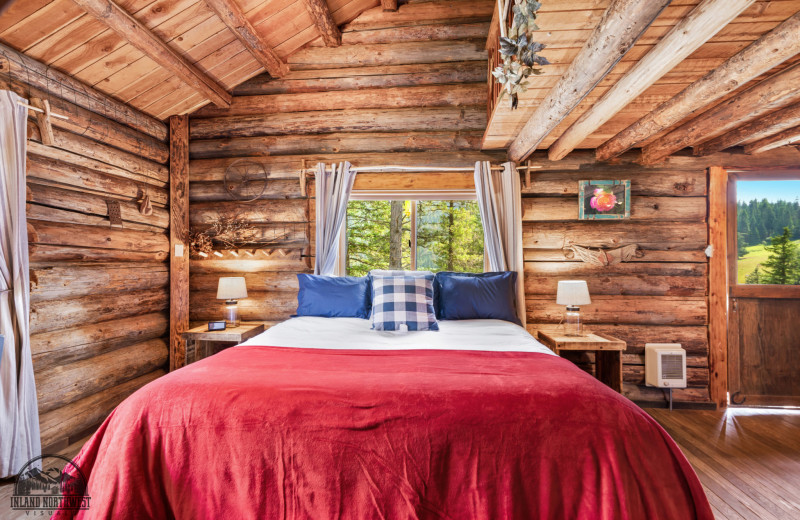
left=0, top=90, right=40, bottom=477
left=474, top=161, right=526, bottom=327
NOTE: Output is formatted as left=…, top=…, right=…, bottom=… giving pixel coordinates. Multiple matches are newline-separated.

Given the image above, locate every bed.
left=56, top=317, right=712, bottom=519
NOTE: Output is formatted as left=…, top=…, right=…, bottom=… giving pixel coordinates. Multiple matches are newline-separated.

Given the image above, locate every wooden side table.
left=537, top=330, right=627, bottom=393
left=181, top=322, right=265, bottom=365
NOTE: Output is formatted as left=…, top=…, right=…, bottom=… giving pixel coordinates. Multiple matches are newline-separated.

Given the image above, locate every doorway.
left=726, top=171, right=800, bottom=407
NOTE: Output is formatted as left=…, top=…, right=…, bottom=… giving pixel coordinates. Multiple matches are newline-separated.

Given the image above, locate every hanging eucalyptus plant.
left=492, top=0, right=550, bottom=110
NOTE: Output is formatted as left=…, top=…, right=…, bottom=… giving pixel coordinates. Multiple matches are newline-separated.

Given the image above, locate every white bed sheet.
left=239, top=316, right=555, bottom=355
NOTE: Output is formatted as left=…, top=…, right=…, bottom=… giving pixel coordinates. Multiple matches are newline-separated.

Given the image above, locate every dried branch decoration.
left=492, top=0, right=550, bottom=110
left=189, top=216, right=260, bottom=256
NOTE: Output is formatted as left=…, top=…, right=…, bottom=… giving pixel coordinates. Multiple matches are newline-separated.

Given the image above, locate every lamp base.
left=563, top=305, right=582, bottom=336
left=223, top=300, right=240, bottom=327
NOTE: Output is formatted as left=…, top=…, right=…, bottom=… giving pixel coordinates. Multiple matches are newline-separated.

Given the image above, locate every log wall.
left=522, top=150, right=712, bottom=405
left=187, top=10, right=501, bottom=326
left=5, top=74, right=172, bottom=451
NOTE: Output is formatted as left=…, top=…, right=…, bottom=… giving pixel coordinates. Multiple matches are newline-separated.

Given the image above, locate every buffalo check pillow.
left=370, top=273, right=439, bottom=331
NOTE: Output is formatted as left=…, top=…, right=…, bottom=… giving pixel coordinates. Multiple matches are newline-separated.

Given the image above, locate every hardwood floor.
left=0, top=409, right=797, bottom=518
left=648, top=407, right=800, bottom=519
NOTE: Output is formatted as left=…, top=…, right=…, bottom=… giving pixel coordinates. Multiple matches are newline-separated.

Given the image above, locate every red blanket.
left=56, top=346, right=711, bottom=519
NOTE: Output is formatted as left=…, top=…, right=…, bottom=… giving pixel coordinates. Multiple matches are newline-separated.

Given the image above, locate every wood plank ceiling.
left=0, top=0, right=381, bottom=119
left=482, top=0, right=800, bottom=161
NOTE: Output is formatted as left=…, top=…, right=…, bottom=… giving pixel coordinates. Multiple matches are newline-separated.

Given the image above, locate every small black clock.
left=207, top=321, right=227, bottom=331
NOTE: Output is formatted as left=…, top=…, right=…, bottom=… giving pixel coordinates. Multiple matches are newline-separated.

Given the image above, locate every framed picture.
left=578, top=180, right=631, bottom=220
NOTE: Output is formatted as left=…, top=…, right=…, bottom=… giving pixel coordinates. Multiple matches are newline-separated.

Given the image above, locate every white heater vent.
left=645, top=343, right=687, bottom=388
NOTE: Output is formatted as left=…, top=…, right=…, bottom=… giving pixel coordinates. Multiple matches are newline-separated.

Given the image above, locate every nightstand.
left=537, top=330, right=626, bottom=393
left=181, top=322, right=265, bottom=365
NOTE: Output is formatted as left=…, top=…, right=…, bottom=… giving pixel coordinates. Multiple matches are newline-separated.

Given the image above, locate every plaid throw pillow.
left=370, top=274, right=439, bottom=331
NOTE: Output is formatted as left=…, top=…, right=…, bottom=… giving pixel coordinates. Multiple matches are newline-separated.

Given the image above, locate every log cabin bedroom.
left=0, top=0, right=799, bottom=518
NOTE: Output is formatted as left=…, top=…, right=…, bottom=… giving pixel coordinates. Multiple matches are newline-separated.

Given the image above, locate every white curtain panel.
left=314, top=161, right=356, bottom=276
left=474, top=161, right=526, bottom=327
left=0, top=90, right=40, bottom=477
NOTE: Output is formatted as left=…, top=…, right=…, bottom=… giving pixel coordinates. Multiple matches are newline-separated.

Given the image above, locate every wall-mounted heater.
left=645, top=343, right=687, bottom=410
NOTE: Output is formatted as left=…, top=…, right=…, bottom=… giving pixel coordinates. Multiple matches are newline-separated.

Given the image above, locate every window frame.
left=338, top=189, right=483, bottom=276
left=727, top=170, right=800, bottom=298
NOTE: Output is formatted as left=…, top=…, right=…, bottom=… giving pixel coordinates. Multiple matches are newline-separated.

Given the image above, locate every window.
left=736, top=179, right=800, bottom=285
left=344, top=199, right=484, bottom=277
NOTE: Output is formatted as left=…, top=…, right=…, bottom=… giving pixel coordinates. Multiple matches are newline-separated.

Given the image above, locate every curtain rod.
left=17, top=101, right=69, bottom=120
left=301, top=164, right=543, bottom=174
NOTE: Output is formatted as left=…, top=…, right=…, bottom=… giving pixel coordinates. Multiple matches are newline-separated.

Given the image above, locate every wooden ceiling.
left=0, top=0, right=380, bottom=119
left=482, top=0, right=800, bottom=161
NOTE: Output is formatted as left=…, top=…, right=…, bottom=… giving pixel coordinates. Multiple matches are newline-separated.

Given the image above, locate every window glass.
left=345, top=200, right=483, bottom=276
left=737, top=180, right=800, bottom=285
left=416, top=200, right=483, bottom=272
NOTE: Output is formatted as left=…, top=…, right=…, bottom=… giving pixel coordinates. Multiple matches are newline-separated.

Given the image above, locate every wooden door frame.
left=710, top=166, right=800, bottom=408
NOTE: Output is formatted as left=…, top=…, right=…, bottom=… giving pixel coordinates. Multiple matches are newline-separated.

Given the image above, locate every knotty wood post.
left=708, top=166, right=728, bottom=409
left=170, top=115, right=190, bottom=371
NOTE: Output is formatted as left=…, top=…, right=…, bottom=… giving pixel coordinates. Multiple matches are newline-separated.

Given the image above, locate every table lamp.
left=217, top=277, right=247, bottom=327
left=556, top=280, right=591, bottom=336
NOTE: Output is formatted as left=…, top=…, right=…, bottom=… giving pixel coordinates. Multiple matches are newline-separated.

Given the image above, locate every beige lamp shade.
left=556, top=280, right=591, bottom=306
left=217, top=277, right=248, bottom=300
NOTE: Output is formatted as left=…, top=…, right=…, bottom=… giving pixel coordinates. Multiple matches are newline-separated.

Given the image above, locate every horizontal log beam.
left=287, top=40, right=487, bottom=70
left=36, top=339, right=167, bottom=413
left=597, top=11, right=800, bottom=161
left=189, top=180, right=303, bottom=202
left=743, top=125, right=800, bottom=154
left=523, top=221, right=708, bottom=251
left=39, top=370, right=164, bottom=449
left=27, top=219, right=169, bottom=254
left=27, top=183, right=169, bottom=229
left=31, top=313, right=168, bottom=371
left=190, top=253, right=309, bottom=273
left=547, top=0, right=754, bottom=161
left=26, top=155, right=168, bottom=206
left=508, top=0, right=671, bottom=162
left=522, top=169, right=707, bottom=197
left=190, top=200, right=307, bottom=225
left=642, top=61, right=800, bottom=164
left=190, top=271, right=299, bottom=293
left=232, top=61, right=486, bottom=96
left=0, top=41, right=166, bottom=141
left=204, top=0, right=288, bottom=78
left=302, top=0, right=341, bottom=47
left=71, top=0, right=232, bottom=108
left=347, top=0, right=493, bottom=30
left=28, top=245, right=168, bottom=263
left=190, top=106, right=486, bottom=139
left=192, top=83, right=484, bottom=117
left=189, top=151, right=504, bottom=181
left=30, top=288, right=169, bottom=335
left=526, top=295, right=707, bottom=325
left=189, top=130, right=484, bottom=159
left=524, top=249, right=708, bottom=263
left=525, top=275, right=705, bottom=297
left=30, top=263, right=168, bottom=302
left=522, top=196, right=706, bottom=222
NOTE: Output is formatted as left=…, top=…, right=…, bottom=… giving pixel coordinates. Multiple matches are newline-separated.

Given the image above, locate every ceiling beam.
left=204, top=0, right=289, bottom=78
left=596, top=10, right=800, bottom=162
left=71, top=0, right=232, bottom=107
left=507, top=0, right=670, bottom=163
left=641, top=62, right=800, bottom=164
left=302, top=0, right=342, bottom=47
left=694, top=103, right=800, bottom=156
left=381, top=0, right=398, bottom=12
left=547, top=0, right=754, bottom=162
left=744, top=126, right=800, bottom=155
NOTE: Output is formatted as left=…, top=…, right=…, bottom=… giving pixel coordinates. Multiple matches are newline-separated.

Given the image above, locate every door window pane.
left=737, top=180, right=800, bottom=285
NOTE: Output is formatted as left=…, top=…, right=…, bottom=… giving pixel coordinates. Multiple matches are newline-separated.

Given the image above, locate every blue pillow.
left=296, top=274, right=370, bottom=319
left=434, top=271, right=520, bottom=325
